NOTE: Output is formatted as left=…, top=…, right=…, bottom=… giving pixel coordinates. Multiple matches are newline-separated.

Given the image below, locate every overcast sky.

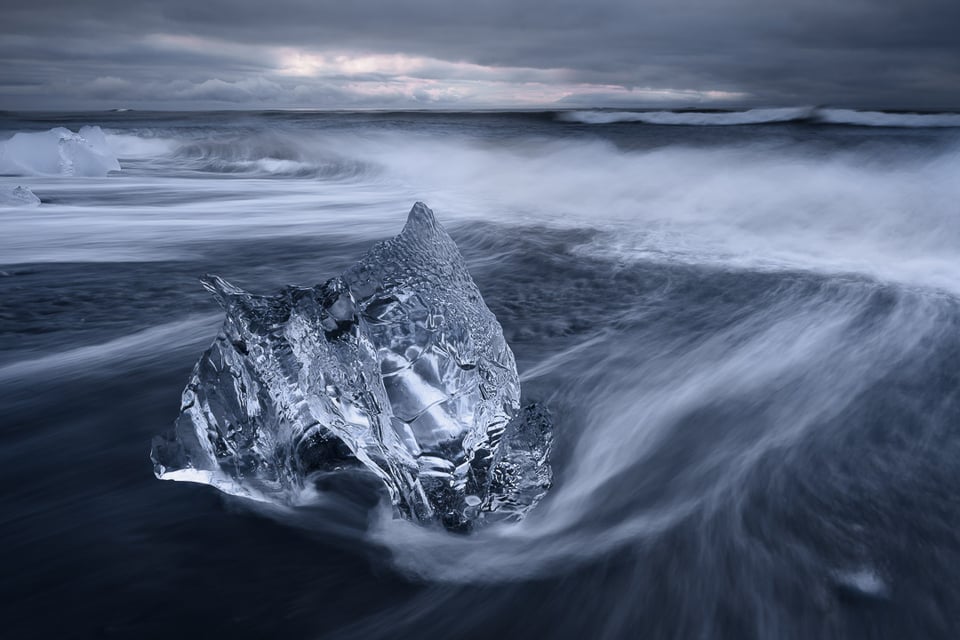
left=3, top=0, right=959, bottom=110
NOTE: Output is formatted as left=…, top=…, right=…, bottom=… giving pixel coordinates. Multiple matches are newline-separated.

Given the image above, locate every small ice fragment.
left=0, top=185, right=41, bottom=208
left=833, top=566, right=888, bottom=598
left=151, top=203, right=553, bottom=530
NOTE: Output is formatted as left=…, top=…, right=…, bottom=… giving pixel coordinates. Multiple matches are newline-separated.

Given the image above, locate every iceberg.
left=151, top=203, right=552, bottom=529
left=0, top=185, right=41, bottom=208
left=0, top=126, right=120, bottom=177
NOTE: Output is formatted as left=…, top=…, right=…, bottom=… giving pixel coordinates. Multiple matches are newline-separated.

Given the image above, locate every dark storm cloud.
left=3, top=0, right=959, bottom=109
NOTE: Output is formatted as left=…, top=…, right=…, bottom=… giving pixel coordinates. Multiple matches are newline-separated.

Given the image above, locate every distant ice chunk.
left=0, top=185, right=41, bottom=208
left=0, top=126, right=120, bottom=176
left=151, top=203, right=553, bottom=529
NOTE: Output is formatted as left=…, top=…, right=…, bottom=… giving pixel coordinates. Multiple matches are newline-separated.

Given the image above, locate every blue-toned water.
left=3, top=109, right=960, bottom=639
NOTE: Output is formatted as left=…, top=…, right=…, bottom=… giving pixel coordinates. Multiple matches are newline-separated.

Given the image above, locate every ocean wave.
left=818, top=108, right=960, bottom=128
left=6, top=126, right=960, bottom=294
left=559, top=107, right=816, bottom=125
left=101, top=128, right=378, bottom=179
left=560, top=107, right=960, bottom=127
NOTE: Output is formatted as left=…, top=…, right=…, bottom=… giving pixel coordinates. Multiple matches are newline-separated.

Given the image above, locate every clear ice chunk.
left=151, top=203, right=552, bottom=529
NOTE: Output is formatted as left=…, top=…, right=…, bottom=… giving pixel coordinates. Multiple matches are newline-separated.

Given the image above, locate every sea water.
left=3, top=108, right=960, bottom=638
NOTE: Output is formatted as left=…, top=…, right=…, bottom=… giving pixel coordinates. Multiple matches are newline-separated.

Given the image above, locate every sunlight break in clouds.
left=2, top=27, right=753, bottom=109
left=274, top=47, right=746, bottom=106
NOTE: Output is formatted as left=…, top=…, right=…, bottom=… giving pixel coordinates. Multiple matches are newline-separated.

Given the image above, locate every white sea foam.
left=103, top=132, right=178, bottom=158
left=0, top=126, right=121, bottom=176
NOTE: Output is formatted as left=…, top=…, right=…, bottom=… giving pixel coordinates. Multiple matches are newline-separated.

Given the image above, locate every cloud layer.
left=3, top=0, right=959, bottom=109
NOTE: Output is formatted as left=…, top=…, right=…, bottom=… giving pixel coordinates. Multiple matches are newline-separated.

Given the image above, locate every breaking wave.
left=817, top=108, right=960, bottom=128
left=168, top=134, right=374, bottom=178
left=560, top=107, right=815, bottom=125
left=5, top=123, right=960, bottom=297
left=561, top=107, right=960, bottom=127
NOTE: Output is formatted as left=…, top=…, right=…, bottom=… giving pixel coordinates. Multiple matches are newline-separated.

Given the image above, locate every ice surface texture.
left=152, top=203, right=552, bottom=529
left=0, top=127, right=119, bottom=177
